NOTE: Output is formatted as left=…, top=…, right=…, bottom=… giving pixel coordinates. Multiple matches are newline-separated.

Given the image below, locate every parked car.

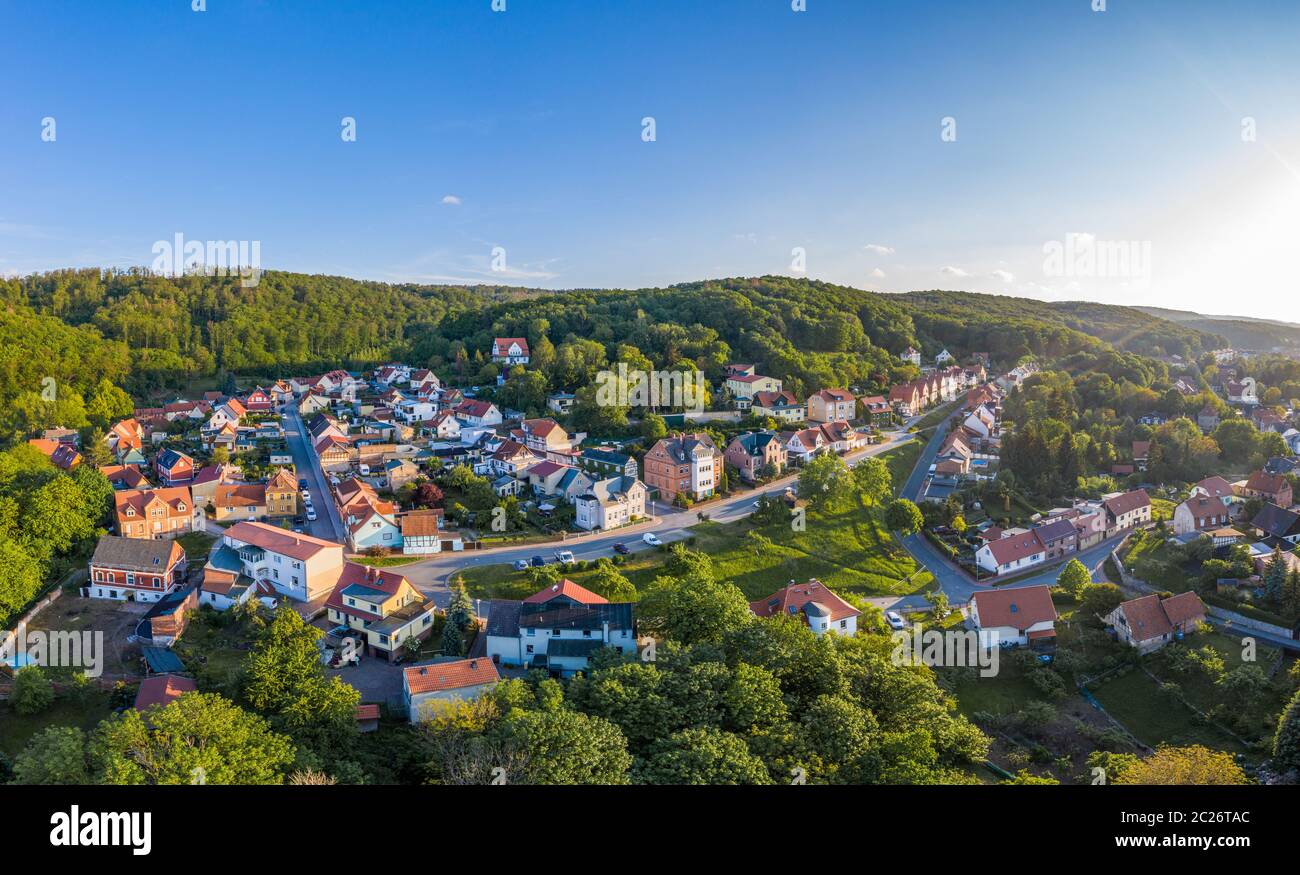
left=613, top=543, right=630, bottom=555
left=513, top=559, right=529, bottom=571
left=642, top=532, right=662, bottom=547
left=301, top=488, right=311, bottom=500
left=530, top=555, right=545, bottom=567
left=885, top=611, right=907, bottom=631
left=298, top=478, right=308, bottom=489
left=306, top=509, right=318, bottom=522
left=554, top=550, right=576, bottom=565
left=358, top=463, right=371, bottom=476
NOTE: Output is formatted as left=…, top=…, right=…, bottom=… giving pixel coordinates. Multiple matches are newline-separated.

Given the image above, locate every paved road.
left=398, top=427, right=920, bottom=600
left=282, top=405, right=346, bottom=541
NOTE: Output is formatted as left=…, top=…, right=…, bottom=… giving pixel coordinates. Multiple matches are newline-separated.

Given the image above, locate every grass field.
left=0, top=688, right=115, bottom=758
left=458, top=441, right=933, bottom=603
left=1089, top=669, right=1251, bottom=757
left=177, top=531, right=218, bottom=563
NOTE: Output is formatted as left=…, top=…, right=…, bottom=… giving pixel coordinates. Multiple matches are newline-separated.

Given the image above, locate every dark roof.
left=519, top=601, right=634, bottom=632
left=140, top=646, right=185, bottom=674
left=548, top=639, right=607, bottom=657
left=1252, top=503, right=1300, bottom=539
left=91, top=535, right=182, bottom=572
left=1034, top=518, right=1077, bottom=544
left=484, top=599, right=523, bottom=637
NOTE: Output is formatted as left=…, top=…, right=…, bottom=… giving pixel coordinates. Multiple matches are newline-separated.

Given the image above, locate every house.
left=806, top=388, right=856, bottom=424
left=817, top=420, right=864, bottom=454
left=100, top=464, right=151, bottom=490
left=1197, top=405, right=1221, bottom=432
left=1172, top=495, right=1229, bottom=536
left=935, top=348, right=955, bottom=365
left=326, top=564, right=438, bottom=662
left=1226, top=380, right=1258, bottom=405
left=114, top=487, right=198, bottom=540
left=577, top=446, right=639, bottom=480
left=1239, top=470, right=1293, bottom=508
left=1252, top=407, right=1286, bottom=433
left=154, top=448, right=195, bottom=486
left=724, top=363, right=757, bottom=378
left=400, top=510, right=445, bottom=556
left=484, top=580, right=637, bottom=676
left=546, top=391, right=576, bottom=415
left=975, top=531, right=1046, bottom=576
left=213, top=483, right=268, bottom=523
left=901, top=346, right=922, bottom=367
left=752, top=390, right=805, bottom=423
left=163, top=400, right=210, bottom=421
left=574, top=476, right=647, bottom=531
left=724, top=372, right=782, bottom=404
left=860, top=395, right=893, bottom=426
left=200, top=521, right=347, bottom=609
left=384, top=458, right=420, bottom=491
left=968, top=585, right=1057, bottom=650
left=137, top=586, right=199, bottom=648
left=264, top=468, right=298, bottom=518
left=409, top=369, right=440, bottom=393
left=1254, top=547, right=1300, bottom=578
left=242, top=387, right=274, bottom=412
left=28, top=438, right=82, bottom=470
left=487, top=439, right=540, bottom=478
left=779, top=427, right=829, bottom=465
left=490, top=337, right=531, bottom=366
left=1073, top=510, right=1108, bottom=550
left=1104, top=592, right=1206, bottom=654
left=1132, top=441, right=1151, bottom=470
left=403, top=658, right=501, bottom=722
left=1102, top=490, right=1152, bottom=536
left=420, top=410, right=462, bottom=440
left=642, top=433, right=721, bottom=503
left=88, top=536, right=188, bottom=602
left=1034, top=517, right=1078, bottom=562
left=107, top=418, right=145, bottom=456
left=190, top=463, right=239, bottom=506
left=453, top=399, right=502, bottom=427
left=724, top=431, right=787, bottom=483
left=1251, top=503, right=1300, bottom=545
left=520, top=418, right=571, bottom=453
left=1190, top=475, right=1237, bottom=506
left=134, top=674, right=197, bottom=713
left=749, top=580, right=860, bottom=637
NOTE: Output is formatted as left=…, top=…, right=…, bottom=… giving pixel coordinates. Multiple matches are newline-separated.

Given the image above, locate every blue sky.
left=2, top=0, right=1297, bottom=318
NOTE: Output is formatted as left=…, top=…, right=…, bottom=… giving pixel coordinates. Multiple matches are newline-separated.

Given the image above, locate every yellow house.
left=324, top=564, right=439, bottom=661
left=213, top=483, right=268, bottom=522
left=265, top=467, right=298, bottom=518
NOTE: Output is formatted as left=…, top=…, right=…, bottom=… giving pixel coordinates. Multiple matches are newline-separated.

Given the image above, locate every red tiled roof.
left=749, top=579, right=860, bottom=622
left=134, top=674, right=197, bottom=712
left=983, top=531, right=1046, bottom=567
left=970, top=585, right=1057, bottom=631
left=524, top=579, right=609, bottom=605
left=1103, top=489, right=1151, bottom=517
left=403, top=658, right=500, bottom=694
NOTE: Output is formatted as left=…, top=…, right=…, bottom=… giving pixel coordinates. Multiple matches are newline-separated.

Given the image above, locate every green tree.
left=1056, top=558, right=1092, bottom=598
left=494, top=708, right=632, bottom=784
left=11, top=726, right=91, bottom=784
left=584, top=560, right=637, bottom=602
left=10, top=665, right=55, bottom=715
left=884, top=498, right=923, bottom=534
left=94, top=692, right=296, bottom=784
left=1114, top=744, right=1248, bottom=785
left=799, top=452, right=851, bottom=509
left=443, top=583, right=477, bottom=656
left=242, top=608, right=360, bottom=742
left=852, top=457, right=892, bottom=505
left=638, top=573, right=752, bottom=647
left=1274, top=687, right=1300, bottom=775
left=1079, top=582, right=1124, bottom=618
left=635, top=727, right=772, bottom=784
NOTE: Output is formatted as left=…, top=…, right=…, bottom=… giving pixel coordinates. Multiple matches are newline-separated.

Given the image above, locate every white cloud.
left=864, top=243, right=895, bottom=255
left=869, top=267, right=886, bottom=279
left=441, top=195, right=462, bottom=206
left=989, top=269, right=1015, bottom=283
left=940, top=266, right=969, bottom=277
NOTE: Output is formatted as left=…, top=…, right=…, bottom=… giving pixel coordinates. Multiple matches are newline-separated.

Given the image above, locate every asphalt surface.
left=282, top=405, right=346, bottom=541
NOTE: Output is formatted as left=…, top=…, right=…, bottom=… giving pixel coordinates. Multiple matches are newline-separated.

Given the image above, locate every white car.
left=306, top=509, right=318, bottom=522
left=554, top=550, right=576, bottom=565
left=642, top=532, right=662, bottom=547
left=885, top=611, right=907, bottom=631
left=301, top=488, right=311, bottom=500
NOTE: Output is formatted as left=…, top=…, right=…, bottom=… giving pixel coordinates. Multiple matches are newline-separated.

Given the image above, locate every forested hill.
left=1134, top=305, right=1300, bottom=352
left=1, top=269, right=1218, bottom=433
left=893, top=291, right=1226, bottom=360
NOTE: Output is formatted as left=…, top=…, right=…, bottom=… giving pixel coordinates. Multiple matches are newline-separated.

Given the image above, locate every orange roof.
left=971, top=585, right=1057, bottom=631
left=524, top=579, right=609, bottom=605
left=404, top=658, right=500, bottom=695
left=1116, top=592, right=1206, bottom=642
left=983, top=531, right=1046, bottom=567
left=214, top=483, right=266, bottom=507
left=134, top=674, right=197, bottom=712
left=355, top=704, right=381, bottom=721
left=750, top=579, right=860, bottom=623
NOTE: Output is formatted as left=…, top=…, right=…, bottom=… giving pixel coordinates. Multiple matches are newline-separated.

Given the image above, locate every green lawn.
left=459, top=442, right=933, bottom=603
left=1089, top=668, right=1251, bottom=757
left=0, top=689, right=115, bottom=758
left=177, top=531, right=218, bottom=563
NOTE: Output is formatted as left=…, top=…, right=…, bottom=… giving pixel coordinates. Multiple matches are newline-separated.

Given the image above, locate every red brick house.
left=114, top=487, right=197, bottom=539
left=89, top=535, right=189, bottom=602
